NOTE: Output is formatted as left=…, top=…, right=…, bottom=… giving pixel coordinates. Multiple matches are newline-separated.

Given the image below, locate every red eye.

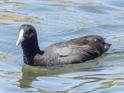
left=26, top=31, right=30, bottom=34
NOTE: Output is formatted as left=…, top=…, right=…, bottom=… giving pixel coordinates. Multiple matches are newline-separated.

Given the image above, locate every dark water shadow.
left=18, top=60, right=100, bottom=89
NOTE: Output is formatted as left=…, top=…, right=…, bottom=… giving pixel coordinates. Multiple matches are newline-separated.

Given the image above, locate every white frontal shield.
left=16, top=29, right=24, bottom=46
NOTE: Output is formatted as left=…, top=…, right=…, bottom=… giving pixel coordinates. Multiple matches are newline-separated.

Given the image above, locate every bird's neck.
left=21, top=37, right=41, bottom=66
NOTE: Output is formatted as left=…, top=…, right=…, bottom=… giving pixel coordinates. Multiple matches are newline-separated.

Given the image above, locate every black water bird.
left=16, top=24, right=111, bottom=66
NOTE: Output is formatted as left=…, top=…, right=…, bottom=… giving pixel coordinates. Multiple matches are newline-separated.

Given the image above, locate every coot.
left=16, top=24, right=111, bottom=66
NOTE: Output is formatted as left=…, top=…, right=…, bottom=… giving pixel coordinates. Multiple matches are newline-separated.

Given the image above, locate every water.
left=0, top=0, right=124, bottom=92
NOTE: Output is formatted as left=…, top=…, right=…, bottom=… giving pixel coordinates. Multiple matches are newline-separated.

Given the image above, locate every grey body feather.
left=34, top=35, right=110, bottom=66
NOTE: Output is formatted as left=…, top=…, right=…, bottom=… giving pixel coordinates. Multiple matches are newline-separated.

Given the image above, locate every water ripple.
left=0, top=0, right=124, bottom=93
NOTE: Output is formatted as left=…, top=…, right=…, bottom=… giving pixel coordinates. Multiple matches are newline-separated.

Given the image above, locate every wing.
left=52, top=44, right=99, bottom=64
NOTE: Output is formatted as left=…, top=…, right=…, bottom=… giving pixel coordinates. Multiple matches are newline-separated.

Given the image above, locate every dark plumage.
left=16, top=24, right=111, bottom=66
